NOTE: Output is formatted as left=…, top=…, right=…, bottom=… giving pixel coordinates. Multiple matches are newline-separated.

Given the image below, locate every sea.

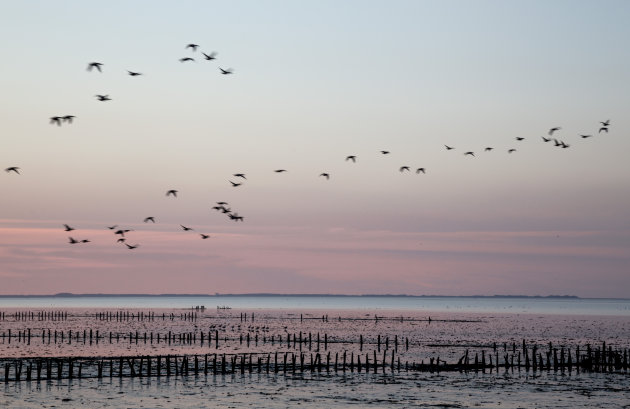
left=1, top=295, right=629, bottom=408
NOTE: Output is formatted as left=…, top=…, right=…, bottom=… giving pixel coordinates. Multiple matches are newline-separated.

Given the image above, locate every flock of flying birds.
left=3, top=43, right=614, bottom=250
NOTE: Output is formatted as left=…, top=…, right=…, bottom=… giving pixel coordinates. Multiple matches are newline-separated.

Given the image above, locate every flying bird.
left=229, top=181, right=242, bottom=187
left=62, top=115, right=75, bottom=123
left=484, top=147, right=493, bottom=151
left=144, top=217, right=155, bottom=223
left=580, top=134, right=593, bottom=139
left=87, top=62, right=103, bottom=72
left=274, top=169, right=287, bottom=173
left=68, top=237, right=79, bottom=244
left=515, top=137, right=525, bottom=141
left=180, top=225, right=194, bottom=231
left=219, top=67, right=233, bottom=75
left=548, top=127, right=561, bottom=136
left=80, top=239, right=91, bottom=243
left=200, top=234, right=210, bottom=239
left=127, top=71, right=142, bottom=76
left=117, top=238, right=126, bottom=243
left=233, top=173, right=246, bottom=179
left=166, top=190, right=178, bottom=197
left=5, top=167, right=20, bottom=174
left=561, top=142, right=570, bottom=149
left=180, top=57, right=195, bottom=62
left=444, top=145, right=455, bottom=150
left=63, top=224, right=75, bottom=232
left=380, top=150, right=390, bottom=155
left=114, top=229, right=132, bottom=236
left=399, top=166, right=410, bottom=172
left=229, top=213, right=244, bottom=222
left=345, top=155, right=356, bottom=162
left=553, top=139, right=562, bottom=147
left=216, top=202, right=228, bottom=205
left=95, top=95, right=111, bottom=101
left=50, top=116, right=62, bottom=126
left=186, top=44, right=199, bottom=51
left=107, top=225, right=118, bottom=230
left=600, top=120, right=610, bottom=127
left=416, top=168, right=425, bottom=174
left=464, top=152, right=475, bottom=157
left=319, top=173, right=330, bottom=180
left=541, top=136, right=551, bottom=142
left=599, top=127, right=608, bottom=133
left=203, top=52, right=217, bottom=60
left=125, top=243, right=140, bottom=250
left=508, top=149, right=517, bottom=153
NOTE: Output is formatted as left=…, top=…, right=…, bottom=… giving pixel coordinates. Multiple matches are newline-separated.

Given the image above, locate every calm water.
left=1, top=295, right=629, bottom=315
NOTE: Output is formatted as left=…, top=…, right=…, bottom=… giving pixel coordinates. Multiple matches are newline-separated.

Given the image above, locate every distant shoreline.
left=0, top=293, right=591, bottom=299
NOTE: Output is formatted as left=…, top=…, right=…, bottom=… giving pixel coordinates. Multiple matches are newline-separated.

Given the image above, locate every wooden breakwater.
left=1, top=342, right=628, bottom=383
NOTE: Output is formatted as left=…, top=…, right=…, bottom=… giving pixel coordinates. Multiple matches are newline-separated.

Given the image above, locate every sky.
left=1, top=0, right=629, bottom=297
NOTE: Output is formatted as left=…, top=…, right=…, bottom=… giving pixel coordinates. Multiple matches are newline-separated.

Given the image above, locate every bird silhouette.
left=548, top=127, right=561, bottom=136
left=464, top=152, right=475, bottom=157
left=484, top=147, right=493, bottom=151
left=444, top=145, right=455, bottom=150
left=380, top=150, right=390, bottom=155
left=219, top=67, right=233, bottom=75
left=200, top=234, right=210, bottom=239
left=180, top=57, right=195, bottom=62
left=80, top=239, right=91, bottom=243
left=5, top=167, right=20, bottom=174
left=114, top=229, right=132, bottom=237
left=117, top=238, right=126, bottom=243
left=416, top=168, right=425, bottom=174
left=319, top=173, right=330, bottom=179
left=203, top=52, right=217, bottom=60
left=541, top=136, right=551, bottom=142
left=515, top=137, right=525, bottom=141
left=580, top=134, right=593, bottom=139
left=95, top=95, right=111, bottom=101
left=599, top=127, right=608, bottom=133
left=345, top=155, right=356, bottom=162
left=87, top=62, right=103, bottom=72
left=229, top=213, right=244, bottom=222
left=553, top=139, right=561, bottom=147
left=229, top=181, right=242, bottom=187
left=216, top=201, right=228, bottom=205
left=186, top=44, right=199, bottom=51
left=68, top=237, right=79, bottom=244
left=399, top=166, right=410, bottom=172
left=600, top=120, right=610, bottom=127
left=181, top=225, right=194, bottom=231
left=508, top=148, right=516, bottom=153
left=166, top=190, right=178, bottom=197
left=62, top=115, right=75, bottom=123
left=274, top=169, right=287, bottom=173
left=107, top=225, right=118, bottom=230
left=233, top=173, right=246, bottom=179
left=561, top=141, right=570, bottom=149
left=144, top=217, right=155, bottom=223
left=125, top=243, right=140, bottom=249
left=63, top=224, right=75, bottom=232
left=127, top=71, right=142, bottom=76
left=50, top=117, right=62, bottom=126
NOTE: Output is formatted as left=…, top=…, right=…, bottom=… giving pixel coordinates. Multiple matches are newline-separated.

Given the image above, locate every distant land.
left=0, top=293, right=583, bottom=299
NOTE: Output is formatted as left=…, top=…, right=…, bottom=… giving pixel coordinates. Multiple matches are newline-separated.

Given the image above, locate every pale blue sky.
left=1, top=1, right=629, bottom=296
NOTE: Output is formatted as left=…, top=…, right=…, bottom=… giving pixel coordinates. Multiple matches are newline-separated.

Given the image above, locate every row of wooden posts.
left=2, top=342, right=629, bottom=383
left=0, top=329, right=409, bottom=352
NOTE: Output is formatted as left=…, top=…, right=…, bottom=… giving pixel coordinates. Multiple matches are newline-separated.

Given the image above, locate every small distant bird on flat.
left=95, top=95, right=111, bottom=101
left=62, top=115, right=75, bottom=123
left=144, top=217, right=155, bottom=223
left=229, top=181, right=242, bottom=187
left=233, top=173, right=246, bottom=179
left=203, top=52, right=217, bottom=60
left=63, top=224, right=75, bottom=232
left=181, top=225, right=194, bottom=231
left=180, top=57, right=195, bottom=63
left=416, top=168, right=425, bottom=174
left=399, top=166, right=410, bottom=172
left=186, top=44, right=199, bottom=51
left=87, top=62, right=103, bottom=72
left=548, top=127, right=561, bottom=136
left=5, top=167, right=20, bottom=174
left=345, top=155, right=356, bottom=163
left=127, top=71, right=142, bottom=76
left=166, top=190, right=178, bottom=197
left=200, top=234, right=210, bottom=239
left=219, top=67, right=233, bottom=75
left=319, top=173, right=330, bottom=180
left=444, top=145, right=455, bottom=150
left=50, top=116, right=62, bottom=126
